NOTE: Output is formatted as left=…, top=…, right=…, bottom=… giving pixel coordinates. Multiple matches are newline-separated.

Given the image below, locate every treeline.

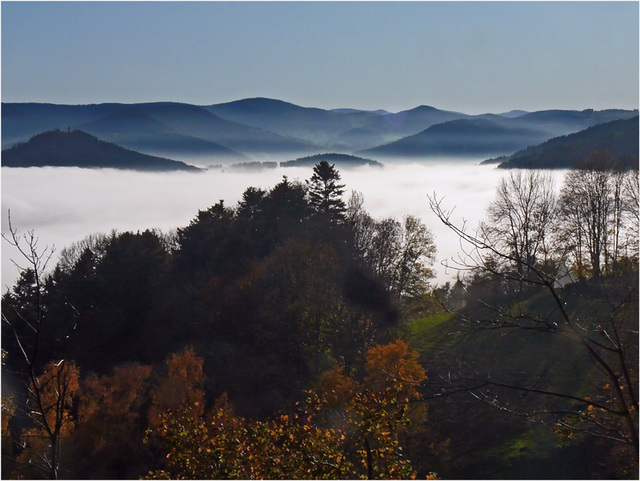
left=2, top=161, right=438, bottom=479
left=481, top=150, right=638, bottom=284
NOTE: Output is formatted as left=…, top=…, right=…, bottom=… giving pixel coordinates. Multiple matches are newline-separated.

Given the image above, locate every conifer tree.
left=307, top=161, right=346, bottom=223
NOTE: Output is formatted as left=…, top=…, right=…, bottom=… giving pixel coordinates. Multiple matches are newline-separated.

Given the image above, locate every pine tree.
left=307, top=161, right=346, bottom=223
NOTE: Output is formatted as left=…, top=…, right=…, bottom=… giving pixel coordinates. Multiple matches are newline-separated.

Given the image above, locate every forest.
left=1, top=153, right=638, bottom=479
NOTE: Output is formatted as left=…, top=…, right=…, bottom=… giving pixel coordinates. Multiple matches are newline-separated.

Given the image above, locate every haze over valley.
left=2, top=98, right=635, bottom=289
left=1, top=160, right=524, bottom=288
left=3, top=99, right=637, bottom=167
left=5, top=96, right=634, bottom=287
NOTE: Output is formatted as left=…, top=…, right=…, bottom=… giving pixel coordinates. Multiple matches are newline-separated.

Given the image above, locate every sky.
left=1, top=1, right=638, bottom=114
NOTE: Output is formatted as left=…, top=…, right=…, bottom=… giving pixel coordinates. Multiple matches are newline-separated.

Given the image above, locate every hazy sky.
left=2, top=1, right=638, bottom=113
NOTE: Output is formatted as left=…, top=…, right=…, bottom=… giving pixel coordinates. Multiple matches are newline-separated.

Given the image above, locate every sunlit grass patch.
left=402, top=312, right=454, bottom=355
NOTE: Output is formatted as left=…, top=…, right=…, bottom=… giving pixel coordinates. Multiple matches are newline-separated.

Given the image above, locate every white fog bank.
left=1, top=162, right=567, bottom=290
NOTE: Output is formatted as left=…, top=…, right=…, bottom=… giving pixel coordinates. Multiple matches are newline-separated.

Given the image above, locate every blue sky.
left=2, top=1, right=638, bottom=113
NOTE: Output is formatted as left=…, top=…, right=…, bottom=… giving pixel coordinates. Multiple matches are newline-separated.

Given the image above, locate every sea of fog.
left=1, top=161, right=568, bottom=290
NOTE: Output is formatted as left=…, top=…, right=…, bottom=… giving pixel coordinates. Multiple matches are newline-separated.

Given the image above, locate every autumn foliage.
left=146, top=340, right=428, bottom=479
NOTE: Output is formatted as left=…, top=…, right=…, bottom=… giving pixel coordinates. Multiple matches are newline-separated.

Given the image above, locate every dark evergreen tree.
left=175, top=201, right=242, bottom=279
left=307, top=161, right=346, bottom=223
left=262, top=176, right=311, bottom=245
left=237, top=187, right=267, bottom=221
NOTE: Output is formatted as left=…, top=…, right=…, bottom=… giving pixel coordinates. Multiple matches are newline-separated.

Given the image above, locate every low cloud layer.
left=2, top=162, right=567, bottom=289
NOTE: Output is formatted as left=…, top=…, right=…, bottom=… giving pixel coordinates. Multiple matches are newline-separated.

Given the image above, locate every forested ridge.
left=1, top=129, right=202, bottom=171
left=2, top=156, right=638, bottom=479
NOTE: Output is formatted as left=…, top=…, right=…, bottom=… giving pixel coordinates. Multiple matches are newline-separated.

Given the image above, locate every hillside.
left=205, top=97, right=390, bottom=150
left=2, top=102, right=119, bottom=147
left=379, top=104, right=471, bottom=136
left=126, top=102, right=317, bottom=156
left=2, top=102, right=318, bottom=158
left=360, top=118, right=549, bottom=158
left=78, top=107, right=249, bottom=160
left=3, top=101, right=637, bottom=160
left=206, top=99, right=474, bottom=151
left=494, top=116, right=639, bottom=169
left=510, top=108, right=639, bottom=136
left=1, top=129, right=202, bottom=171
left=280, top=152, right=383, bottom=168
left=402, top=272, right=638, bottom=478
left=331, top=127, right=386, bottom=152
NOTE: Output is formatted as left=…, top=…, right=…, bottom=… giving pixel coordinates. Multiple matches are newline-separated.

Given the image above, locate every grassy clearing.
left=401, top=311, right=453, bottom=356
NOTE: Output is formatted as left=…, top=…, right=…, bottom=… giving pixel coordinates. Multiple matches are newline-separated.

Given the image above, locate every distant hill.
left=205, top=97, right=388, bottom=150
left=330, top=108, right=392, bottom=116
left=496, top=110, right=529, bottom=118
left=2, top=102, right=318, bottom=158
left=78, top=106, right=249, bottom=160
left=2, top=129, right=202, bottom=171
left=360, top=108, right=638, bottom=159
left=378, top=105, right=471, bottom=136
left=508, top=108, right=638, bottom=137
left=331, top=127, right=386, bottom=152
left=360, top=118, right=549, bottom=158
left=280, top=153, right=383, bottom=168
left=3, top=101, right=636, bottom=160
left=126, top=102, right=317, bottom=156
left=494, top=116, right=639, bottom=169
left=2, top=102, right=118, bottom=147
left=207, top=99, right=477, bottom=151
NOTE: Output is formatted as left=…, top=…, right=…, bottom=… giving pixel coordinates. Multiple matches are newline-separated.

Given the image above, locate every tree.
left=2, top=391, right=16, bottom=477
left=622, top=170, right=639, bottom=260
left=149, top=347, right=205, bottom=428
left=392, top=215, right=436, bottom=304
left=482, top=170, right=556, bottom=284
left=2, top=214, right=80, bottom=479
left=146, top=340, right=430, bottom=480
left=428, top=192, right=638, bottom=470
left=346, top=191, right=377, bottom=266
left=175, top=201, right=238, bottom=278
left=14, top=360, right=80, bottom=480
left=346, top=195, right=436, bottom=309
left=307, top=161, right=347, bottom=223
left=557, top=152, right=637, bottom=279
left=559, top=162, right=611, bottom=279
left=63, top=363, right=154, bottom=479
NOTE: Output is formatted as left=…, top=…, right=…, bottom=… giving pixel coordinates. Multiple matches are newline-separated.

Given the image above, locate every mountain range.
left=2, top=98, right=637, bottom=165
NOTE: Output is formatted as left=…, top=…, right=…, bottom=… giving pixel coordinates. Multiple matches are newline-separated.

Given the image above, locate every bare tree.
left=346, top=191, right=376, bottom=263
left=622, top=170, right=639, bottom=260
left=482, top=170, right=557, bottom=284
left=427, top=193, right=638, bottom=463
left=557, top=152, right=636, bottom=279
left=2, top=213, right=77, bottom=479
